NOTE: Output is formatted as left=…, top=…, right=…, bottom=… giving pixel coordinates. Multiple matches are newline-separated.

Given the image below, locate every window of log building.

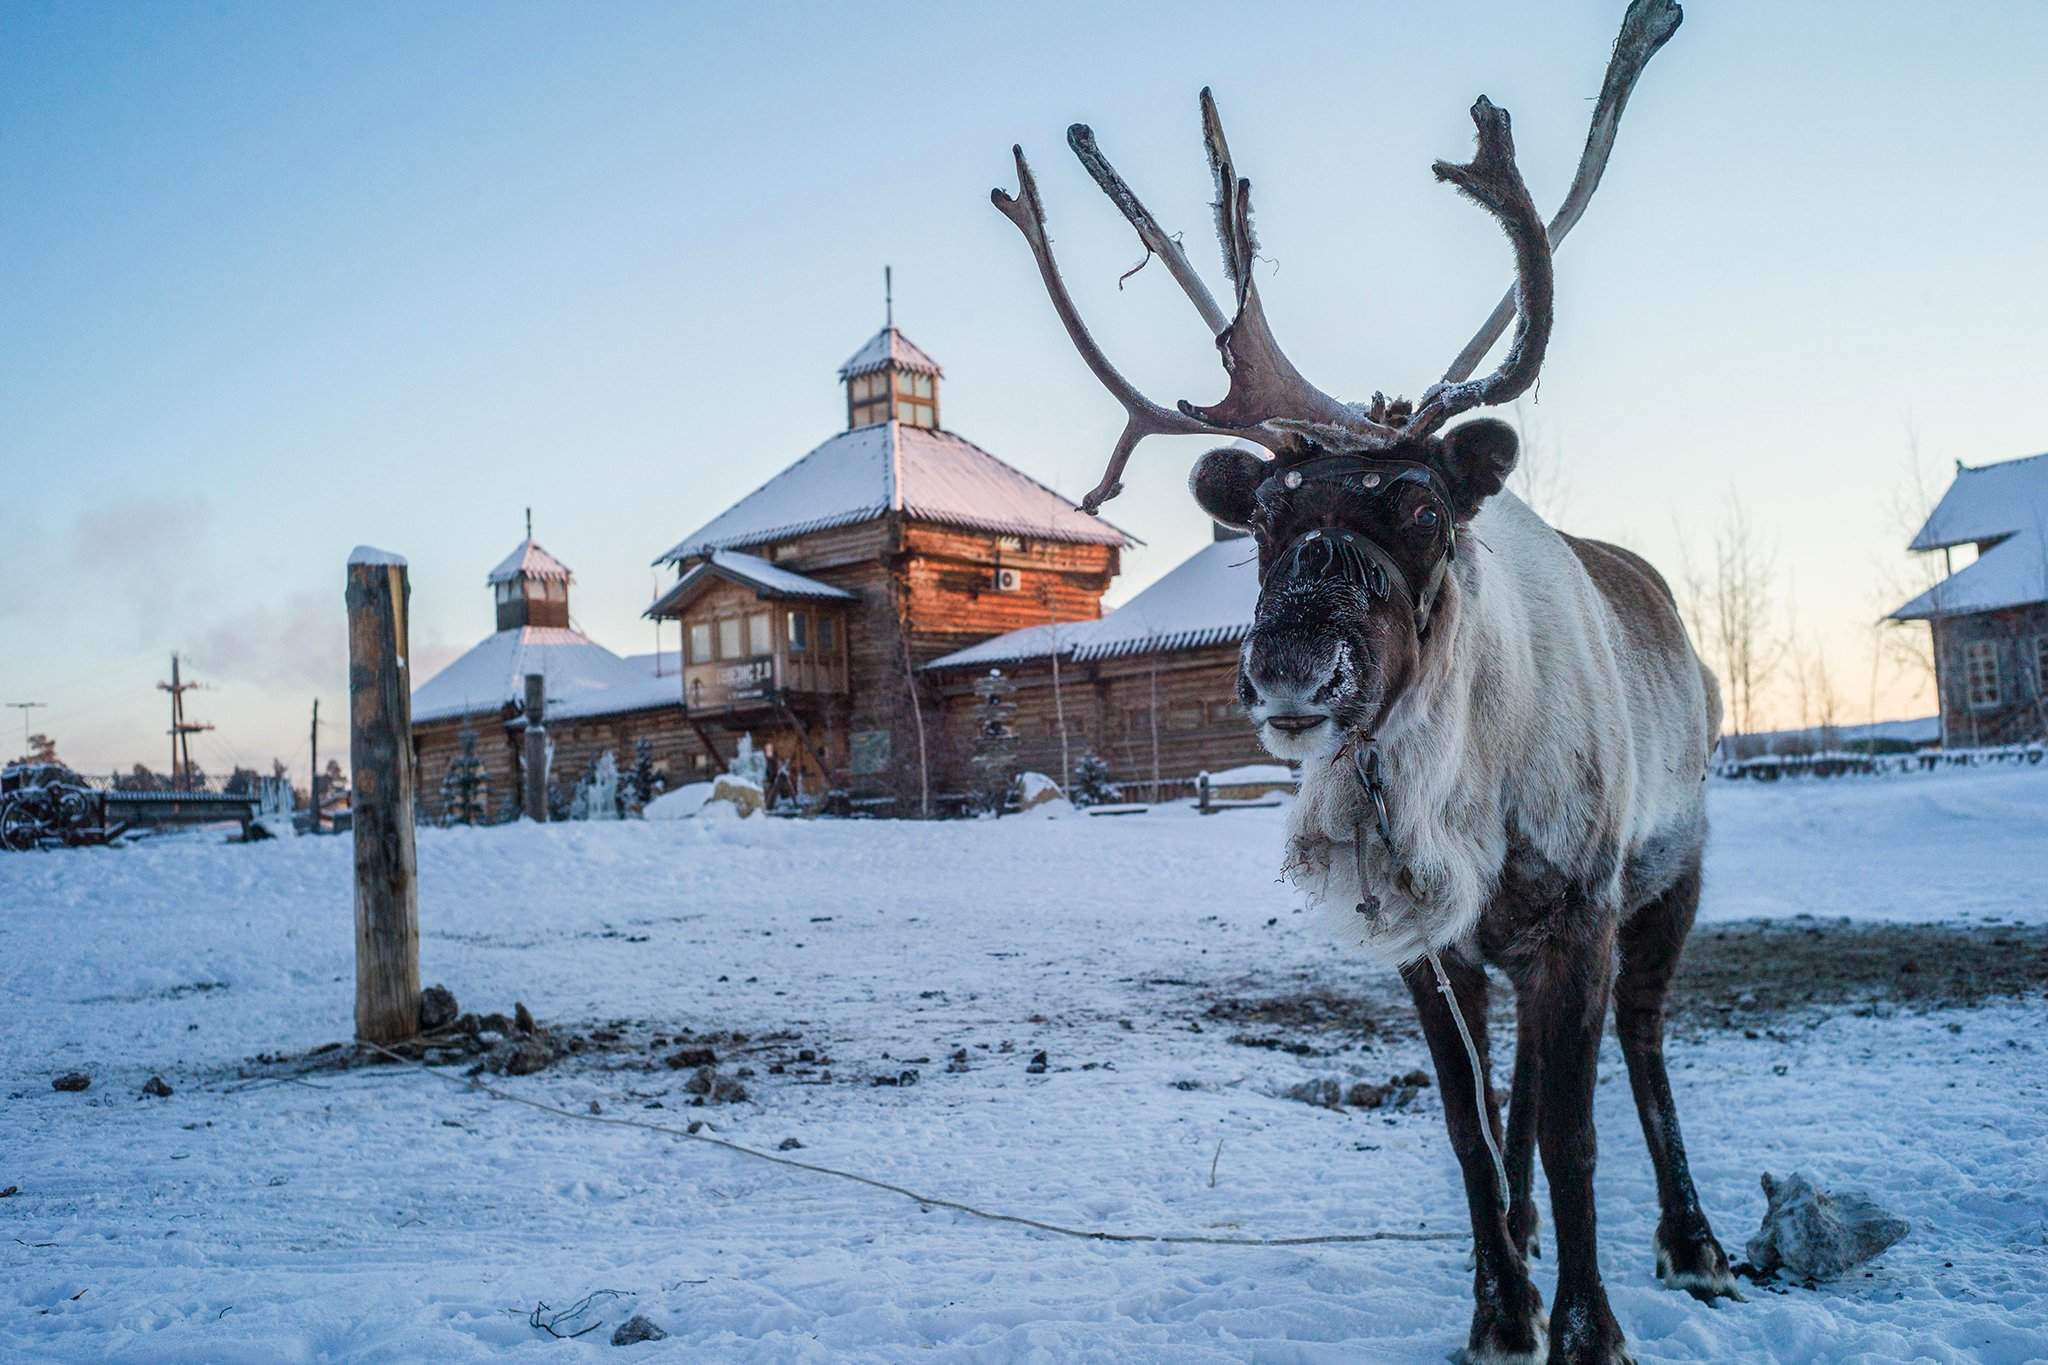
left=787, top=611, right=808, bottom=653
left=748, top=612, right=772, bottom=655
left=849, top=372, right=887, bottom=427
left=818, top=615, right=835, bottom=652
left=1965, top=641, right=2000, bottom=709
left=896, top=370, right=936, bottom=428
left=2035, top=637, right=2048, bottom=697
left=718, top=617, right=742, bottom=658
left=689, top=622, right=712, bottom=663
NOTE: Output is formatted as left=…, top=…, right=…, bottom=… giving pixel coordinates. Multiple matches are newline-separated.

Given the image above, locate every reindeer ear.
left=1188, top=446, right=1267, bottom=530
left=1434, top=419, right=1519, bottom=519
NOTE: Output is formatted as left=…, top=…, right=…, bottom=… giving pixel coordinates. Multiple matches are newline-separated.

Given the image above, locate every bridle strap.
left=1259, top=457, right=1456, bottom=640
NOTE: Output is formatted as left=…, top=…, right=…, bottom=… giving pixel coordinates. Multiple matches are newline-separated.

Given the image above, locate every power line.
left=5, top=701, right=47, bottom=753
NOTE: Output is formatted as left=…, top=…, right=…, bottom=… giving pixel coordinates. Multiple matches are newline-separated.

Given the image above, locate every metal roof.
left=1891, top=450, right=2048, bottom=619
left=646, top=550, right=857, bottom=619
left=653, top=421, right=1133, bottom=563
left=1907, top=451, right=2048, bottom=552
left=838, top=326, right=943, bottom=380
left=486, top=539, right=573, bottom=585
left=925, top=537, right=1258, bottom=670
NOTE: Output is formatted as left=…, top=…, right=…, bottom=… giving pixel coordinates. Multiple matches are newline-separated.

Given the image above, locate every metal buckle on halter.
left=1263, top=455, right=1456, bottom=639
left=1352, top=739, right=1393, bottom=847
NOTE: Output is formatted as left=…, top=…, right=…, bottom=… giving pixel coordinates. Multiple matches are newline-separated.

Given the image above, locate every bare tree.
left=1506, top=397, right=1571, bottom=523
left=1678, top=493, right=1786, bottom=754
left=1871, top=424, right=1949, bottom=692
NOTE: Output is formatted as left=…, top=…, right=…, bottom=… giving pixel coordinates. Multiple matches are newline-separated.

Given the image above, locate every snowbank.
left=644, top=782, right=714, bottom=820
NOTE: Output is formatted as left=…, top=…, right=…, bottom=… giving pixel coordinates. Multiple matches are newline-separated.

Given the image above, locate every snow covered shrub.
left=438, top=728, right=490, bottom=826
left=1069, top=751, right=1119, bottom=808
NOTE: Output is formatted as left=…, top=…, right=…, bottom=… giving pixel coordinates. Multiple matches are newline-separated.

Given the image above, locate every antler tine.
left=1404, top=98, right=1554, bottom=440
left=1441, top=0, right=1683, bottom=385
left=1178, top=89, right=1405, bottom=450
left=1066, top=124, right=1230, bottom=337
left=992, top=145, right=1238, bottom=513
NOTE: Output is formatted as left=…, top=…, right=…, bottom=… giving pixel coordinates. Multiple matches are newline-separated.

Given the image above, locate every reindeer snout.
left=1240, top=646, right=1351, bottom=756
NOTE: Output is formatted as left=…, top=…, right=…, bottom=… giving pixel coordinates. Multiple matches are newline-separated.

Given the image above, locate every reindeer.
left=993, top=3, right=1732, bottom=1361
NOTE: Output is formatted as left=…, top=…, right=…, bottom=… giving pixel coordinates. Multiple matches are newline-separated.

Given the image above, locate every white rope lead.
left=360, top=1040, right=1461, bottom=1249
left=1426, top=950, right=1511, bottom=1213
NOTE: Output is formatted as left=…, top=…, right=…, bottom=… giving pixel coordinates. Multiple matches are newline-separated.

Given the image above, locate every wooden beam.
left=684, top=711, right=726, bottom=769
left=522, top=673, right=549, bottom=822
left=345, top=547, right=421, bottom=1045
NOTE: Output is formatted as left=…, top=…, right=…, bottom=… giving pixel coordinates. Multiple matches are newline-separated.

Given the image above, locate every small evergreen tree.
left=625, top=738, right=659, bottom=817
left=439, top=727, right=490, bottom=826
left=1070, top=750, right=1120, bottom=808
left=970, top=668, right=1020, bottom=815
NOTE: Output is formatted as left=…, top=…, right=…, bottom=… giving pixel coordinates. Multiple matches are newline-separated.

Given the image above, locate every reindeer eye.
left=1412, top=504, right=1441, bottom=532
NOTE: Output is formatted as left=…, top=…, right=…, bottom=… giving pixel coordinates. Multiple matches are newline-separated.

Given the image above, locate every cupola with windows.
left=486, top=512, right=574, bottom=631
left=837, top=272, right=942, bottom=430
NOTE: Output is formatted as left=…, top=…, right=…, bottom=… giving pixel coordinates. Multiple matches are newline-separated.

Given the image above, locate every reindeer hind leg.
left=1615, top=858, right=1741, bottom=1303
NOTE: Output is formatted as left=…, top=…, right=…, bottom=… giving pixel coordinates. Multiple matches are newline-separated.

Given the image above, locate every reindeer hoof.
left=1454, top=1281, right=1547, bottom=1364
left=1547, top=1291, right=1629, bottom=1364
left=1655, top=1224, right=1745, bottom=1303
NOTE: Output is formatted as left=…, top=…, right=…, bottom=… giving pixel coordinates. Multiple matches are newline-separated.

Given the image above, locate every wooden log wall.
left=927, top=644, right=1269, bottom=795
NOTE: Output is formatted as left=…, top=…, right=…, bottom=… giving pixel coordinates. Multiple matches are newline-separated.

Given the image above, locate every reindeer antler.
left=1396, top=97, right=1555, bottom=440
left=992, top=146, right=1245, bottom=513
left=994, top=0, right=1681, bottom=510
left=995, top=94, right=1404, bottom=511
left=1440, top=0, right=1683, bottom=385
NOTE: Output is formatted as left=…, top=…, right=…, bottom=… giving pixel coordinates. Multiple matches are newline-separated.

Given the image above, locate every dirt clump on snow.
left=417, top=983, right=459, bottom=1033
left=141, top=1074, right=173, bottom=1098
left=611, top=1314, right=668, bottom=1345
left=1284, top=1069, right=1432, bottom=1112
left=1671, top=919, right=2048, bottom=1032
left=51, top=1071, right=90, bottom=1092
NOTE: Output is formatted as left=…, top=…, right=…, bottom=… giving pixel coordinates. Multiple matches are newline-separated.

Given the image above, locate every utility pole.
left=5, top=701, right=46, bottom=756
left=158, top=653, right=214, bottom=789
left=309, top=697, right=321, bottom=832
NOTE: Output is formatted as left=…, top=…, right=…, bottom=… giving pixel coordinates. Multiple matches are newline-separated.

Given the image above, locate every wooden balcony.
left=682, top=650, right=845, bottom=719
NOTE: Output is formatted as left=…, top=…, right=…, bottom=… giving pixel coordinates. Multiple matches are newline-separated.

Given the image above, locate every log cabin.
left=1889, top=450, right=2048, bottom=749
left=411, top=537, right=708, bottom=819
left=413, top=318, right=1291, bottom=815
left=644, top=323, right=1139, bottom=808
left=922, top=523, right=1272, bottom=801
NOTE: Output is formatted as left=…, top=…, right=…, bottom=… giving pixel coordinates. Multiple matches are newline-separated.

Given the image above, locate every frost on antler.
left=1403, top=97, right=1555, bottom=439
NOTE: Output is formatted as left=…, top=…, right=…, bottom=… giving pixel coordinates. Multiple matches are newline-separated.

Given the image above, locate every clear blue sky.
left=5, top=1, right=2045, bottom=775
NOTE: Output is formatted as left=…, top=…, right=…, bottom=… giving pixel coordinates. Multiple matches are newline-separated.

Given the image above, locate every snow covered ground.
left=2, top=766, right=2044, bottom=1362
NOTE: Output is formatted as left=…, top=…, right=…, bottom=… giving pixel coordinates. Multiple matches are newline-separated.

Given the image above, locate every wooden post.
left=308, top=697, right=321, bottom=833
left=346, top=547, right=420, bottom=1044
left=523, top=672, right=549, bottom=822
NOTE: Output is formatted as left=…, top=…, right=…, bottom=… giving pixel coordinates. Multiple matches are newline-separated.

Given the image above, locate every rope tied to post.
left=360, top=1040, right=1463, bottom=1250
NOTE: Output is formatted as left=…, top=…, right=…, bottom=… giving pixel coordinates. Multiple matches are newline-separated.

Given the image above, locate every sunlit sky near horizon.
left=5, top=0, right=2045, bottom=777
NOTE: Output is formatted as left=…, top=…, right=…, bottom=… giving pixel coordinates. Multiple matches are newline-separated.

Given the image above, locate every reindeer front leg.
left=1523, top=915, right=1631, bottom=1365
left=1402, top=953, right=1546, bottom=1364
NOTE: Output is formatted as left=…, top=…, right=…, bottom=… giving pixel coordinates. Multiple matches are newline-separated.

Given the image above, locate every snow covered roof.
left=546, top=650, right=684, bottom=723
left=1908, top=451, right=2048, bottom=551
left=838, top=326, right=942, bottom=380
left=646, top=550, right=857, bottom=618
left=486, top=539, right=572, bottom=584
left=653, top=422, right=1132, bottom=562
left=1890, top=532, right=2048, bottom=620
left=1892, top=451, right=2048, bottom=619
left=925, top=537, right=1259, bottom=670
left=411, top=627, right=680, bottom=724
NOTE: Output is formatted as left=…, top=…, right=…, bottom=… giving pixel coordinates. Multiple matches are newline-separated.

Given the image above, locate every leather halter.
left=1256, top=456, right=1457, bottom=640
